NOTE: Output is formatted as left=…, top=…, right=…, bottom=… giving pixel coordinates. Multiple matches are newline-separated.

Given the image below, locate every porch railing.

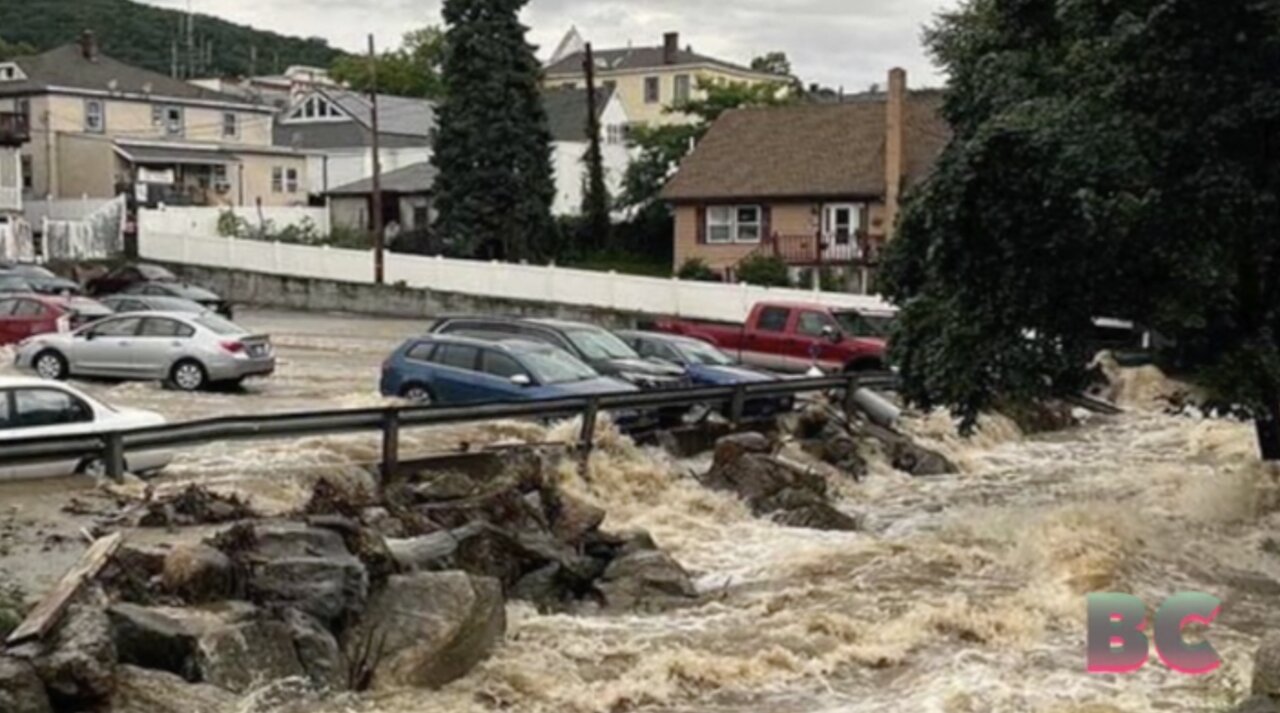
left=758, top=231, right=885, bottom=266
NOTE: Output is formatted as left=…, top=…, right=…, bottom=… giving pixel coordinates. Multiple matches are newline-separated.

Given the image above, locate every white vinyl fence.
left=0, top=217, right=34, bottom=261
left=139, top=232, right=892, bottom=323
left=139, top=205, right=331, bottom=237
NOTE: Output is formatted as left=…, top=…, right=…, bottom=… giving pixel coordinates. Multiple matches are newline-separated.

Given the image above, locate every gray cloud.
left=143, top=0, right=952, bottom=90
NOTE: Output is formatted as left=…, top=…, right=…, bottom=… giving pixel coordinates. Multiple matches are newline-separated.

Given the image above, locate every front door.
left=72, top=316, right=144, bottom=376
left=822, top=204, right=860, bottom=262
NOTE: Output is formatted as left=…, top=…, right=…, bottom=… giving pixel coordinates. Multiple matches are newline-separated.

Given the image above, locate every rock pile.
left=703, top=432, right=860, bottom=531
left=0, top=448, right=697, bottom=711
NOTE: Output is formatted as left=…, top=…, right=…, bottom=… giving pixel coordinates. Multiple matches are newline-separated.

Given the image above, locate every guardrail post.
left=105, top=433, right=125, bottom=481
left=580, top=398, right=600, bottom=451
left=843, top=373, right=860, bottom=415
left=381, top=409, right=400, bottom=480
left=729, top=384, right=747, bottom=427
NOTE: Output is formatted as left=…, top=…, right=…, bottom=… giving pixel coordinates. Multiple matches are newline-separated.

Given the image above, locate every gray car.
left=101, top=294, right=210, bottom=315
left=14, top=312, right=275, bottom=391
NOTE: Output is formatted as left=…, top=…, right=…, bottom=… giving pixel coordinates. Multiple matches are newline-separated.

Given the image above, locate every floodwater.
left=2, top=310, right=1275, bottom=711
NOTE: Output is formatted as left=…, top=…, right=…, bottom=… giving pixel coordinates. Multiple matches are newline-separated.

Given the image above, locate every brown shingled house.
left=661, top=69, right=948, bottom=292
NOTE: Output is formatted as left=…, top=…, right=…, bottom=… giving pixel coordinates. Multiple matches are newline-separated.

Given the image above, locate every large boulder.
left=105, top=665, right=235, bottom=713
left=194, top=618, right=307, bottom=694
left=282, top=608, right=348, bottom=692
left=107, top=603, right=198, bottom=679
left=597, top=549, right=697, bottom=611
left=226, top=522, right=369, bottom=625
left=162, top=544, right=235, bottom=603
left=28, top=586, right=117, bottom=706
left=343, top=572, right=505, bottom=691
left=0, top=656, right=52, bottom=713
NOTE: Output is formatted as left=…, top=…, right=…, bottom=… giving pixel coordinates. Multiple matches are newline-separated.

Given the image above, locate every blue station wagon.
left=380, top=335, right=639, bottom=405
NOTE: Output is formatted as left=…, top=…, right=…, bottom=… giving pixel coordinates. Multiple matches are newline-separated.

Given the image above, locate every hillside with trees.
left=0, top=0, right=343, bottom=78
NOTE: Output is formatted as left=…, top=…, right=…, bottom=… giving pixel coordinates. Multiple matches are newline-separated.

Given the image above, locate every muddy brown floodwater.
left=1, top=310, right=1276, bottom=712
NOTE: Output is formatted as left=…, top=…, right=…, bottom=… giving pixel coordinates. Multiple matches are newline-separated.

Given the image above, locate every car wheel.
left=401, top=383, right=433, bottom=403
left=33, top=350, right=68, bottom=380
left=170, top=360, right=208, bottom=392
left=77, top=458, right=108, bottom=478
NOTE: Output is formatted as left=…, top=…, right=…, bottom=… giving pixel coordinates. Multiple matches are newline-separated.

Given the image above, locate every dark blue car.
left=616, top=331, right=793, bottom=416
left=380, top=335, right=639, bottom=405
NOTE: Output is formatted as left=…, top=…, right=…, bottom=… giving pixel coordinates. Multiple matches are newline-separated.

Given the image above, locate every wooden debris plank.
left=5, top=532, right=122, bottom=646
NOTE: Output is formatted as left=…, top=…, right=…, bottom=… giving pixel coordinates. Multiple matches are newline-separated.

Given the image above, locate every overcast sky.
left=140, top=0, right=953, bottom=91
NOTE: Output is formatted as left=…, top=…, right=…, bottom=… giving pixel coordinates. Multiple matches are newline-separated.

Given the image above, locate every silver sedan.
left=14, top=311, right=275, bottom=391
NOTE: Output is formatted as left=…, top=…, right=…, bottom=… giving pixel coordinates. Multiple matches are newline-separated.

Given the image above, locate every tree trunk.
left=1255, top=399, right=1280, bottom=462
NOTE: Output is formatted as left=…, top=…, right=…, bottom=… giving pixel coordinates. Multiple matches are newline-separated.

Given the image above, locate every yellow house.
left=543, top=31, right=786, bottom=127
left=0, top=33, right=310, bottom=208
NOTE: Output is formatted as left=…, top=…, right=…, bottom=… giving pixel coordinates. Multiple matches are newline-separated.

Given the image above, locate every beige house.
left=0, top=34, right=309, bottom=209
left=543, top=31, right=786, bottom=127
left=661, top=69, right=948, bottom=293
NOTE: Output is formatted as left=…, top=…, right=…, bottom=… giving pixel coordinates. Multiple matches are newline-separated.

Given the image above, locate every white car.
left=0, top=377, right=171, bottom=481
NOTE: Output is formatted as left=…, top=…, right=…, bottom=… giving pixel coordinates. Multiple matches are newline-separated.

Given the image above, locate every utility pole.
left=368, top=34, right=385, bottom=284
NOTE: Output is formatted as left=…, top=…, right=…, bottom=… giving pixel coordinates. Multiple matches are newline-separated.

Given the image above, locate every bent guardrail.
left=1, top=374, right=897, bottom=479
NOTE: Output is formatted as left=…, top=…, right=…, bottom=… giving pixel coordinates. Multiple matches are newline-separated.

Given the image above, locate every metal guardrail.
left=1, top=374, right=897, bottom=479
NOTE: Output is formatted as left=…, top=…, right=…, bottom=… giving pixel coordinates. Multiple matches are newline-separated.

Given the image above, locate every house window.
left=151, top=104, right=163, bottom=127
left=412, top=205, right=429, bottom=229
left=15, top=98, right=28, bottom=122
left=212, top=164, right=229, bottom=192
left=602, top=80, right=617, bottom=93
left=644, top=76, right=660, bottom=104
left=84, top=99, right=105, bottom=133
left=285, top=167, right=299, bottom=193
left=20, top=155, right=32, bottom=190
left=606, top=124, right=625, bottom=145
left=222, top=112, right=238, bottom=139
left=271, top=167, right=283, bottom=193
left=164, top=106, right=183, bottom=137
left=674, top=74, right=691, bottom=103
left=706, top=205, right=762, bottom=244
left=0, top=65, right=15, bottom=82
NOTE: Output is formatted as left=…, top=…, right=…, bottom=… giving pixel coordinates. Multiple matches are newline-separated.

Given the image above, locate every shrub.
left=677, top=258, right=719, bottom=282
left=735, top=254, right=792, bottom=287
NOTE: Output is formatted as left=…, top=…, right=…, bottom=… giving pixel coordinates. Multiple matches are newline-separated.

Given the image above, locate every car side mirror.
left=822, top=325, right=842, bottom=343
left=81, top=331, right=95, bottom=341
left=510, top=374, right=532, bottom=387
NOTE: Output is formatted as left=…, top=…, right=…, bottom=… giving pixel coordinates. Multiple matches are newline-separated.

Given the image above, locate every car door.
left=0, top=386, right=98, bottom=481
left=4, top=298, right=58, bottom=344
left=742, top=306, right=792, bottom=371
left=72, top=316, right=144, bottom=376
left=477, top=348, right=535, bottom=401
left=0, top=298, right=20, bottom=344
left=789, top=310, right=842, bottom=372
left=133, top=317, right=196, bottom=379
left=426, top=343, right=483, bottom=403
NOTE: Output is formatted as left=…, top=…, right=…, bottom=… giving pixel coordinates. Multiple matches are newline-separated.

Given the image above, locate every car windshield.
left=564, top=328, right=638, bottom=361
left=833, top=310, right=896, bottom=338
left=17, top=266, right=57, bottom=279
left=519, top=347, right=599, bottom=384
left=0, top=276, right=30, bottom=291
left=153, top=297, right=205, bottom=312
left=677, top=340, right=734, bottom=366
left=194, top=314, right=246, bottom=336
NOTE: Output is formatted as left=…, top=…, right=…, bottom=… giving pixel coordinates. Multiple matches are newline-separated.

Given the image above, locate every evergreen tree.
left=580, top=43, right=612, bottom=252
left=432, top=0, right=555, bottom=261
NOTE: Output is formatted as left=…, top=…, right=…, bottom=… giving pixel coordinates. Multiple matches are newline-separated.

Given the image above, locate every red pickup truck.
left=651, top=301, right=895, bottom=373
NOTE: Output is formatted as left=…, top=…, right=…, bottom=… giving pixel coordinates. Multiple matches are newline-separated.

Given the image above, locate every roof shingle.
left=0, top=44, right=264, bottom=108
left=660, top=92, right=949, bottom=202
left=542, top=86, right=612, bottom=142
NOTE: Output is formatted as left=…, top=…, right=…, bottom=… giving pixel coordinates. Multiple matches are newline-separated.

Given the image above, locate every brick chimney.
left=79, top=30, right=98, bottom=62
left=663, top=32, right=679, bottom=64
left=883, top=67, right=906, bottom=240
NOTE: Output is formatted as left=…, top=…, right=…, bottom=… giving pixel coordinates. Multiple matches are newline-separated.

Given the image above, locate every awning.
left=115, top=144, right=239, bottom=167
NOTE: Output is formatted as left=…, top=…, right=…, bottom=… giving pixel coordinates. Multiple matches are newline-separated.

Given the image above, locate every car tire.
left=76, top=458, right=108, bottom=478
left=33, top=350, right=69, bottom=381
left=401, top=383, right=433, bottom=404
left=170, top=359, right=208, bottom=392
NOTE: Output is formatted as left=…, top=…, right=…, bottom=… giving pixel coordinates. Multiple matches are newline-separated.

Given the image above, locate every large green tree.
left=882, top=0, right=1280, bottom=457
left=431, top=0, right=555, bottom=260
left=330, top=27, right=446, bottom=100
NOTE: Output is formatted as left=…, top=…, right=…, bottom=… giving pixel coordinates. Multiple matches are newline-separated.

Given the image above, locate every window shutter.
left=696, top=205, right=707, bottom=244
left=761, top=205, right=773, bottom=241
